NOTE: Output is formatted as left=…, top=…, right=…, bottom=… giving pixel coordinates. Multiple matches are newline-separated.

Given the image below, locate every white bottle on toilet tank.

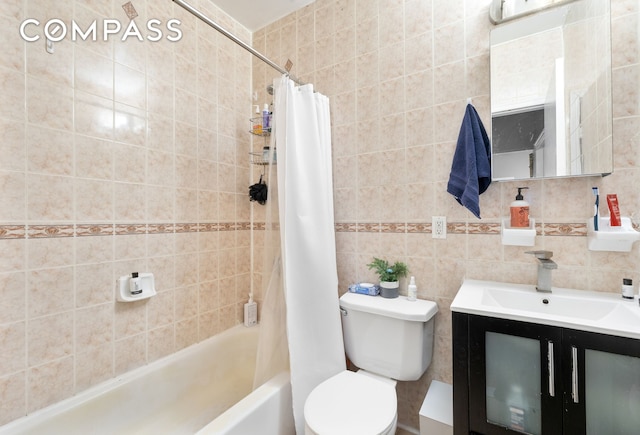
left=407, top=276, right=417, bottom=301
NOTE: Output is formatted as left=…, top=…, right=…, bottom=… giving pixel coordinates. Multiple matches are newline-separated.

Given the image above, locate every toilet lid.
left=304, top=371, right=397, bottom=435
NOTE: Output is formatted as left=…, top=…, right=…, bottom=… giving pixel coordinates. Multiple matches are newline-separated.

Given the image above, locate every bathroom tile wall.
left=253, top=0, right=640, bottom=429
left=0, top=0, right=253, bottom=424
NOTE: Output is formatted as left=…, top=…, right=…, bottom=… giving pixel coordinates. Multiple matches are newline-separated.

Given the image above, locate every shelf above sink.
left=452, top=279, right=640, bottom=339
left=587, top=216, right=640, bottom=252
left=501, top=218, right=536, bottom=246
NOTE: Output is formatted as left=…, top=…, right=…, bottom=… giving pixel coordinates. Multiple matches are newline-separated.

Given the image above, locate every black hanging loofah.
left=249, top=175, right=268, bottom=205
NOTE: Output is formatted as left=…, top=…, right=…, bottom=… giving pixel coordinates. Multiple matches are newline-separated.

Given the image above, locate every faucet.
left=526, top=250, right=557, bottom=293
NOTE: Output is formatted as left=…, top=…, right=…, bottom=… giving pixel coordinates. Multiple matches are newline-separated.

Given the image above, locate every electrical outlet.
left=432, top=216, right=447, bottom=239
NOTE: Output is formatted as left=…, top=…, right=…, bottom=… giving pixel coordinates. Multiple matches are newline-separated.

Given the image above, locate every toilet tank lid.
left=340, top=292, right=438, bottom=321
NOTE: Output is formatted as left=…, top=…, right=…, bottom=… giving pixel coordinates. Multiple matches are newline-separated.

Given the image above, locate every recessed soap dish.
left=587, top=217, right=640, bottom=252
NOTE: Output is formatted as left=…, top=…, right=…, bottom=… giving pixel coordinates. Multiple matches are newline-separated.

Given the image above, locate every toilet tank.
left=339, top=292, right=438, bottom=381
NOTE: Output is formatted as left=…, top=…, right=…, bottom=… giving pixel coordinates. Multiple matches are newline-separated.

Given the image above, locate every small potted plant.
left=366, top=257, right=409, bottom=299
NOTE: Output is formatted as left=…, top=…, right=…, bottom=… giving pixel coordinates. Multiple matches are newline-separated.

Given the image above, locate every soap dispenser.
left=510, top=187, right=530, bottom=228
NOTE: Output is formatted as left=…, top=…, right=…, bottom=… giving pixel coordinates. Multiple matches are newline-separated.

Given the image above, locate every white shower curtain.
left=273, top=75, right=346, bottom=434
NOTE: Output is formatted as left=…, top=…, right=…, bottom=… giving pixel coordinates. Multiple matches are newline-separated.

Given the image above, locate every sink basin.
left=452, top=279, right=640, bottom=339
left=480, top=287, right=618, bottom=321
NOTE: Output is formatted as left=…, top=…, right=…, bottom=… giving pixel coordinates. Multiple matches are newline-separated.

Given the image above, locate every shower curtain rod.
left=172, top=0, right=304, bottom=86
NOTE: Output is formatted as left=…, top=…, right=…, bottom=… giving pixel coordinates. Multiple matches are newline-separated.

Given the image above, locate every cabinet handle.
left=571, top=346, right=579, bottom=403
left=547, top=341, right=555, bottom=397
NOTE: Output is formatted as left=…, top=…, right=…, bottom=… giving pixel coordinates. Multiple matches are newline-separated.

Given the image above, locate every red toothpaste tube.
left=606, top=194, right=621, bottom=226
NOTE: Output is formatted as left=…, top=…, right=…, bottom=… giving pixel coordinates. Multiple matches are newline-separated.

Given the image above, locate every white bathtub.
left=0, top=325, right=294, bottom=435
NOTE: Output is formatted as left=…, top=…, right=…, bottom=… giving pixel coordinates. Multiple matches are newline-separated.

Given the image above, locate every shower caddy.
left=249, top=114, right=276, bottom=166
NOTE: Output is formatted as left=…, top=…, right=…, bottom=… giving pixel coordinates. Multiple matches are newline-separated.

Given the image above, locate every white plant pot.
left=379, top=281, right=399, bottom=299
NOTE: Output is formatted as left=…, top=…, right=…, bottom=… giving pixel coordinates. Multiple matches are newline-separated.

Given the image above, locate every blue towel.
left=446, top=104, right=491, bottom=219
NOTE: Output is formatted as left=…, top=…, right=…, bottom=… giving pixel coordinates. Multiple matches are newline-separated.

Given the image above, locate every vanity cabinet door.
left=466, top=315, right=563, bottom=435
left=562, top=329, right=640, bottom=435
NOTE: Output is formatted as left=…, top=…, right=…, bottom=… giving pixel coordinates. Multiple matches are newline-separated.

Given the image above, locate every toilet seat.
left=304, top=370, right=397, bottom=435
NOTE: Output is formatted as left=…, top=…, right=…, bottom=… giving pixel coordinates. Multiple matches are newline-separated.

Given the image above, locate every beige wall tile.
left=0, top=119, right=25, bottom=172
left=75, top=262, right=114, bottom=308
left=26, top=127, right=73, bottom=175
left=27, top=313, right=73, bottom=366
left=114, top=103, right=146, bottom=146
left=75, top=304, right=113, bottom=353
left=76, top=179, right=114, bottom=222
left=27, top=77, right=73, bottom=132
left=75, top=344, right=114, bottom=392
left=175, top=316, right=198, bottom=350
left=74, top=48, right=114, bottom=99
left=28, top=266, right=74, bottom=318
left=0, top=68, right=24, bottom=122
left=0, top=322, right=25, bottom=376
left=0, top=21, right=24, bottom=73
left=114, top=301, right=146, bottom=340
left=0, top=371, right=26, bottom=426
left=115, top=333, right=146, bottom=375
left=0, top=272, right=26, bottom=325
left=26, top=41, right=74, bottom=88
left=74, top=91, right=114, bottom=140
left=148, top=324, right=175, bottom=362
left=27, top=356, right=74, bottom=413
left=0, top=171, right=26, bottom=222
left=75, top=136, right=114, bottom=180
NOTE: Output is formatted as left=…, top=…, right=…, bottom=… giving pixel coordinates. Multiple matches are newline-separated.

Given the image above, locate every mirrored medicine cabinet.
left=489, top=0, right=613, bottom=181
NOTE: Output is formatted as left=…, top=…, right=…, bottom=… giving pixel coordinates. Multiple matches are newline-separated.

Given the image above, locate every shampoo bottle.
left=262, top=104, right=270, bottom=132
left=407, top=276, right=417, bottom=301
left=129, top=272, right=142, bottom=295
left=244, top=293, right=257, bottom=327
left=510, top=187, right=530, bottom=228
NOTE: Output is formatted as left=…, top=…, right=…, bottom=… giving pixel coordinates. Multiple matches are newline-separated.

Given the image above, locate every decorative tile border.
left=0, top=225, right=26, bottom=239
left=28, top=225, right=75, bottom=238
left=381, top=223, right=406, bottom=233
left=467, top=222, right=501, bottom=235
left=334, top=221, right=591, bottom=237
left=174, top=223, right=199, bottom=233
left=219, top=222, right=236, bottom=231
left=356, top=222, right=380, bottom=232
left=407, top=223, right=431, bottom=233
left=76, top=224, right=114, bottom=237
left=448, top=222, right=468, bottom=235
left=543, top=223, right=587, bottom=237
left=336, top=223, right=356, bottom=232
left=0, top=222, right=253, bottom=240
left=0, top=221, right=607, bottom=240
left=148, top=223, right=176, bottom=234
left=238, top=222, right=252, bottom=230
left=115, top=224, right=147, bottom=235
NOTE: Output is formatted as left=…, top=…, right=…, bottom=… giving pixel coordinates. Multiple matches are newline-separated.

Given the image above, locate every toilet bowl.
left=304, top=371, right=397, bottom=435
left=304, top=292, right=438, bottom=434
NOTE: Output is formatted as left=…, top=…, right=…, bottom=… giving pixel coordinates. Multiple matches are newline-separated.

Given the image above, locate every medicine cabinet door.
left=467, top=315, right=563, bottom=435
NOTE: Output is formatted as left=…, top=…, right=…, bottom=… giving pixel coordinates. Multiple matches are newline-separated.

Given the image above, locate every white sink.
left=452, top=279, right=640, bottom=339
left=480, top=287, right=618, bottom=321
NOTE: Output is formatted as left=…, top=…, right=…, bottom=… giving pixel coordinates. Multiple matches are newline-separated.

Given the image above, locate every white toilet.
left=304, top=292, right=438, bottom=435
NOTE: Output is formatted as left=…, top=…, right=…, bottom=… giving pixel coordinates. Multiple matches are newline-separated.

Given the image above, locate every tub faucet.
left=526, top=250, right=557, bottom=293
